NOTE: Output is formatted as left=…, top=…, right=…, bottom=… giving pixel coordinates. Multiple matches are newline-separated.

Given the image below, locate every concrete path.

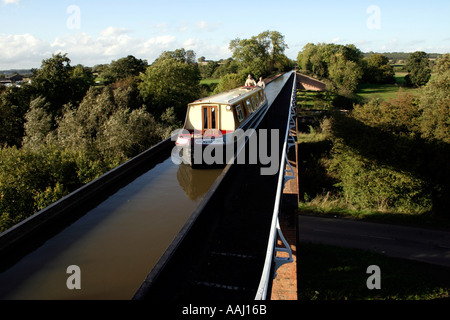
left=298, top=214, right=450, bottom=267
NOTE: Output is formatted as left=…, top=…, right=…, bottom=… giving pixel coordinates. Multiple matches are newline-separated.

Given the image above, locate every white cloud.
left=182, top=38, right=231, bottom=60
left=331, top=37, right=341, bottom=43
left=0, top=23, right=232, bottom=69
left=381, top=38, right=399, bottom=51
left=2, top=0, right=20, bottom=4
left=100, top=27, right=131, bottom=37
left=195, top=20, right=222, bottom=32
left=0, top=33, right=50, bottom=68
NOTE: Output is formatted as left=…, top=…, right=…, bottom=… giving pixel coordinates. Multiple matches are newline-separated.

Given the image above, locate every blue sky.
left=1, top=0, right=449, bottom=69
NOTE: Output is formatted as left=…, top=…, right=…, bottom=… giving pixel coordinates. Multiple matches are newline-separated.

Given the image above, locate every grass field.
left=297, top=73, right=422, bottom=111
left=356, top=73, right=420, bottom=101
left=200, top=78, right=220, bottom=85
left=298, top=242, right=450, bottom=300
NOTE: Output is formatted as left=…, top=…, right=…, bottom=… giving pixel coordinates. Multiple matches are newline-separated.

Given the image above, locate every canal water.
left=0, top=159, right=222, bottom=299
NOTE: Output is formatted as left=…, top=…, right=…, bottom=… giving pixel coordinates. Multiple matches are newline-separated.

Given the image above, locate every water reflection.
left=177, top=163, right=223, bottom=201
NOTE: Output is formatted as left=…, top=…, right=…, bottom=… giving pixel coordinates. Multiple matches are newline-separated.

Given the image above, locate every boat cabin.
left=182, top=85, right=267, bottom=135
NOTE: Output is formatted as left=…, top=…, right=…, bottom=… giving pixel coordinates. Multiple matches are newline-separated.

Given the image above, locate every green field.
left=297, top=73, right=423, bottom=111
left=356, top=73, right=420, bottom=101
left=200, top=78, right=220, bottom=85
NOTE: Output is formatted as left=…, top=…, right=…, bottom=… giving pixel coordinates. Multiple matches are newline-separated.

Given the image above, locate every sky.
left=1, top=0, right=449, bottom=69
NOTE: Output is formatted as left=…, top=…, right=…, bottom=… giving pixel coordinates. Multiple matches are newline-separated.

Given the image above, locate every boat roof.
left=189, top=86, right=262, bottom=106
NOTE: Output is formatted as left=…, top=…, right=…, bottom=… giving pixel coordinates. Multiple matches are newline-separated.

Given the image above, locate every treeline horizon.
left=1, top=51, right=445, bottom=76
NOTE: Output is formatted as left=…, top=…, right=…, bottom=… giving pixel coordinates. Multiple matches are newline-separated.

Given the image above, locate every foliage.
left=0, top=145, right=86, bottom=232
left=299, top=83, right=450, bottom=218
left=418, top=70, right=450, bottom=143
left=211, top=59, right=239, bottom=78
left=22, top=96, right=53, bottom=150
left=0, top=85, right=35, bottom=146
left=328, top=54, right=363, bottom=95
left=404, top=51, right=431, bottom=87
left=361, top=53, right=395, bottom=84
left=229, top=30, right=290, bottom=79
left=198, top=60, right=219, bottom=79
left=433, top=53, right=450, bottom=75
left=297, top=43, right=364, bottom=94
left=102, top=55, right=148, bottom=84
left=213, top=73, right=246, bottom=94
left=56, top=85, right=166, bottom=164
left=297, top=42, right=363, bottom=79
left=139, top=50, right=201, bottom=120
left=30, top=53, right=94, bottom=119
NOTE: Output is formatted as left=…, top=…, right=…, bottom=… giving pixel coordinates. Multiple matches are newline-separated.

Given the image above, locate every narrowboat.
left=175, top=84, right=268, bottom=166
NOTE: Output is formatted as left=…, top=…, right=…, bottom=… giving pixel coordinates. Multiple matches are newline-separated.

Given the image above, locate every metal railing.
left=254, top=71, right=297, bottom=300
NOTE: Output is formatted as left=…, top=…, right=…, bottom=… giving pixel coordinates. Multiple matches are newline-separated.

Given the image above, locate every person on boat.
left=245, top=74, right=256, bottom=87
left=256, top=77, right=265, bottom=89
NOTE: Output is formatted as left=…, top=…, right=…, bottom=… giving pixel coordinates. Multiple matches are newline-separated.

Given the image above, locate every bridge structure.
left=0, top=71, right=298, bottom=300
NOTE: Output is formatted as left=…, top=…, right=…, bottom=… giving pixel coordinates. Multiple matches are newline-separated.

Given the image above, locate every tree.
left=139, top=50, right=201, bottom=120
left=199, top=60, right=219, bottom=79
left=22, top=96, right=53, bottom=150
left=404, top=51, right=431, bottom=87
left=229, top=30, right=290, bottom=78
left=362, top=53, right=395, bottom=84
left=31, top=53, right=93, bottom=119
left=433, top=53, right=450, bottom=75
left=102, top=55, right=148, bottom=84
left=419, top=70, right=450, bottom=143
left=328, top=54, right=363, bottom=95
left=213, top=73, right=246, bottom=94
left=297, top=43, right=363, bottom=79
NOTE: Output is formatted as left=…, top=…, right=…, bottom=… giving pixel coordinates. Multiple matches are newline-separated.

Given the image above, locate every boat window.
left=251, top=96, right=257, bottom=110
left=236, top=105, right=244, bottom=122
left=203, top=107, right=208, bottom=129
left=246, top=99, right=253, bottom=113
left=211, top=107, right=216, bottom=129
left=202, top=106, right=218, bottom=131
left=254, top=92, right=260, bottom=106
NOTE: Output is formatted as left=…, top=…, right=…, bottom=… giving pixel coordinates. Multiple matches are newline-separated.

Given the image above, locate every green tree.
left=31, top=53, right=93, bottom=119
left=297, top=43, right=363, bottom=79
left=139, top=50, right=201, bottom=120
left=229, top=30, right=290, bottom=78
left=22, top=96, right=53, bottom=150
left=0, top=85, right=35, bottom=146
left=404, top=51, right=431, bottom=87
left=102, top=55, right=148, bottom=84
left=328, top=54, right=363, bottom=95
left=199, top=60, right=219, bottom=79
left=362, top=53, right=395, bottom=84
left=56, top=86, right=117, bottom=156
left=213, top=73, right=246, bottom=94
left=212, top=58, right=239, bottom=78
left=419, top=70, right=450, bottom=143
left=433, top=53, right=450, bottom=75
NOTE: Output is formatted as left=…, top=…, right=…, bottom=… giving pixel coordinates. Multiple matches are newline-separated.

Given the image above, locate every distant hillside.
left=0, top=69, right=33, bottom=76
left=363, top=52, right=443, bottom=63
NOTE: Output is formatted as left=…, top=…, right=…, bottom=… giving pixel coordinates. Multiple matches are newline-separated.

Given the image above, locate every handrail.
left=254, top=71, right=297, bottom=300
